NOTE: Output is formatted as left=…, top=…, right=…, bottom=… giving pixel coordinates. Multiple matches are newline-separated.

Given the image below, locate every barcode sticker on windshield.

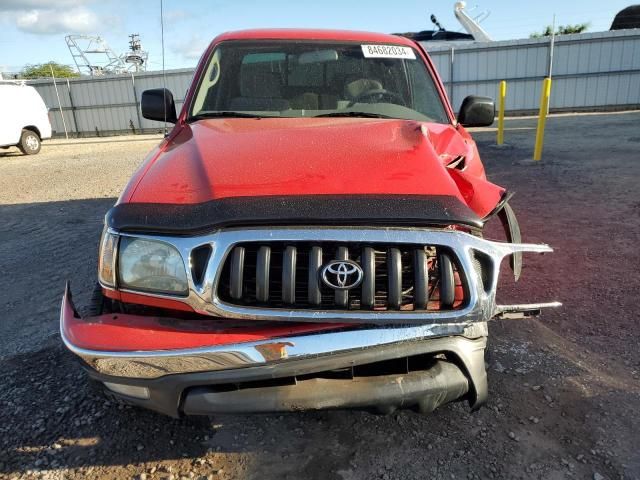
left=361, top=45, right=416, bottom=59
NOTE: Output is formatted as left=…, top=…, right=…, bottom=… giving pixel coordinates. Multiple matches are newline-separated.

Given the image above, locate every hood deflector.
left=107, top=195, right=483, bottom=234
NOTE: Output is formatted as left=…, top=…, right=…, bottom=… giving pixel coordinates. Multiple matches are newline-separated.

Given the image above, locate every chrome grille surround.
left=104, top=226, right=554, bottom=325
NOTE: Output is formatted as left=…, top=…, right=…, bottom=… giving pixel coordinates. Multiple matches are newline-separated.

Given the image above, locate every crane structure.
left=65, top=34, right=149, bottom=76
left=394, top=1, right=492, bottom=47
left=66, top=35, right=126, bottom=76
left=123, top=34, right=149, bottom=72
left=453, top=1, right=492, bottom=42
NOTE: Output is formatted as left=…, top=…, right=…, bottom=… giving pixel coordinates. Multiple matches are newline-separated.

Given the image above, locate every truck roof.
left=213, top=28, right=416, bottom=47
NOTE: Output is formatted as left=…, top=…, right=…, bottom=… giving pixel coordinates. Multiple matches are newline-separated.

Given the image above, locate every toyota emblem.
left=321, top=260, right=364, bottom=290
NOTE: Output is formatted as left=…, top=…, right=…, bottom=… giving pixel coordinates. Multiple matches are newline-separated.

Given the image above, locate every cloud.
left=0, top=0, right=89, bottom=10
left=15, top=7, right=101, bottom=34
left=172, top=35, right=210, bottom=61
left=164, top=9, right=188, bottom=23
left=0, top=1, right=116, bottom=36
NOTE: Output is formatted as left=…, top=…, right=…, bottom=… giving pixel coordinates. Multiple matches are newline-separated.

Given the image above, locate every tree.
left=530, top=23, right=589, bottom=38
left=20, top=62, right=79, bottom=79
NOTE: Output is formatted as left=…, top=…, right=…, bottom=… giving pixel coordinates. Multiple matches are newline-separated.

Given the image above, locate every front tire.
left=18, top=129, right=41, bottom=155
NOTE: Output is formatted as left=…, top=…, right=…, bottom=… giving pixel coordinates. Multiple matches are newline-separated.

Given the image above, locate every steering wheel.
left=348, top=88, right=406, bottom=107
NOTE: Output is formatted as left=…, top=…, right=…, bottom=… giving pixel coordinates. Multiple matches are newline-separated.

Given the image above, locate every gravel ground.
left=1, top=113, right=639, bottom=480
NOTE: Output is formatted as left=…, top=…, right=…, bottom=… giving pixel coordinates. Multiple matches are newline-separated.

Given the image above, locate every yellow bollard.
left=533, top=77, right=552, bottom=161
left=497, top=80, right=507, bottom=145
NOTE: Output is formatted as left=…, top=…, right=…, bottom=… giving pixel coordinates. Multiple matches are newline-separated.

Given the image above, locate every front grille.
left=217, top=242, right=466, bottom=311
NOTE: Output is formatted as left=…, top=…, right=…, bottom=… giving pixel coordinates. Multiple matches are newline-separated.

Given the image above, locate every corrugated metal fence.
left=30, top=29, right=640, bottom=137
left=30, top=69, right=194, bottom=136
left=425, top=29, right=640, bottom=113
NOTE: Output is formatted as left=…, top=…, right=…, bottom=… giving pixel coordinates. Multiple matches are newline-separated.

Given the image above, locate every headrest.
left=344, top=78, right=383, bottom=99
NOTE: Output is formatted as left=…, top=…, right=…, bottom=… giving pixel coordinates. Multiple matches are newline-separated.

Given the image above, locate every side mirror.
left=457, top=95, right=494, bottom=127
left=141, top=88, right=177, bottom=123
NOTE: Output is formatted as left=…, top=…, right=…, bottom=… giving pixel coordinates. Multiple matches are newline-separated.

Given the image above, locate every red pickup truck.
left=61, top=29, right=559, bottom=417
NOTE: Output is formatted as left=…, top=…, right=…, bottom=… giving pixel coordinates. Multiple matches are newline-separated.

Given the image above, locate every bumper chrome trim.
left=495, top=302, right=563, bottom=320
left=60, top=283, right=489, bottom=380
left=64, top=326, right=478, bottom=379
left=103, top=226, right=558, bottom=325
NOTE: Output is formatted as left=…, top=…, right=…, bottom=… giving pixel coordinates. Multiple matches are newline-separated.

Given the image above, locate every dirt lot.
left=1, top=113, right=639, bottom=480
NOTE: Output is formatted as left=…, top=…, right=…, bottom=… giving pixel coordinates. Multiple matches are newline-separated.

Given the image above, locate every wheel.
left=18, top=129, right=41, bottom=155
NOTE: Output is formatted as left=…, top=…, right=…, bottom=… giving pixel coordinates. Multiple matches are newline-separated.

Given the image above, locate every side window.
left=288, top=61, right=323, bottom=87
left=240, top=53, right=285, bottom=95
left=407, top=61, right=448, bottom=123
left=242, top=52, right=286, bottom=65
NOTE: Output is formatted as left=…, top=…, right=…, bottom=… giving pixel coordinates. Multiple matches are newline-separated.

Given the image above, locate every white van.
left=0, top=82, right=52, bottom=155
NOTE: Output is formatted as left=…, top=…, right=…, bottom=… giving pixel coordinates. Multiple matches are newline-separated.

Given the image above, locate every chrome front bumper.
left=61, top=283, right=488, bottom=380
left=61, top=285, right=490, bottom=415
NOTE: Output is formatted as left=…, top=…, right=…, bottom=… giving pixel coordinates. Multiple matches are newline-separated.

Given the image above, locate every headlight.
left=118, top=237, right=188, bottom=295
left=98, top=229, right=118, bottom=287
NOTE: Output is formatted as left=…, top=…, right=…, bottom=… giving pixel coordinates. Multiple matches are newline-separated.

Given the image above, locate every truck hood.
left=125, top=117, right=502, bottom=217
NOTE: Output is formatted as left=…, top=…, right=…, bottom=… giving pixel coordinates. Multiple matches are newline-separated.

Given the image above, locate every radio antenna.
left=160, top=0, right=168, bottom=134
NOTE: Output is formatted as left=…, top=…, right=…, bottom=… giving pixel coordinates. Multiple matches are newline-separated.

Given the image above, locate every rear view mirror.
left=297, top=49, right=339, bottom=64
left=141, top=88, right=177, bottom=123
left=457, top=95, right=494, bottom=127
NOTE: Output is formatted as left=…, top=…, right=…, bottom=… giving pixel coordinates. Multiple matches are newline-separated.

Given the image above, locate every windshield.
left=189, top=41, right=450, bottom=123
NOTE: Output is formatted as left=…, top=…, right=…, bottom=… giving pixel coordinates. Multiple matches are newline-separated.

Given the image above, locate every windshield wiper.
left=314, top=111, right=394, bottom=119
left=188, top=111, right=268, bottom=121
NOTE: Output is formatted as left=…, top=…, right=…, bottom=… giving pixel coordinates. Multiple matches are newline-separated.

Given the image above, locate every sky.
left=0, top=0, right=634, bottom=74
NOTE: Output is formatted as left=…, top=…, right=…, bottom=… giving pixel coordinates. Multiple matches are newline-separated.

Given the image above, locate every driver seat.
left=343, top=78, right=383, bottom=102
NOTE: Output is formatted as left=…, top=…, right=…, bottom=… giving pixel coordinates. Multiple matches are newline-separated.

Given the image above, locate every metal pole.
left=533, top=78, right=552, bottom=161
left=449, top=46, right=455, bottom=104
left=547, top=14, right=556, bottom=113
left=548, top=14, right=556, bottom=79
left=497, top=81, right=507, bottom=145
left=66, top=78, right=79, bottom=137
left=50, top=65, right=69, bottom=139
left=160, top=0, right=168, bottom=136
left=131, top=73, right=143, bottom=133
